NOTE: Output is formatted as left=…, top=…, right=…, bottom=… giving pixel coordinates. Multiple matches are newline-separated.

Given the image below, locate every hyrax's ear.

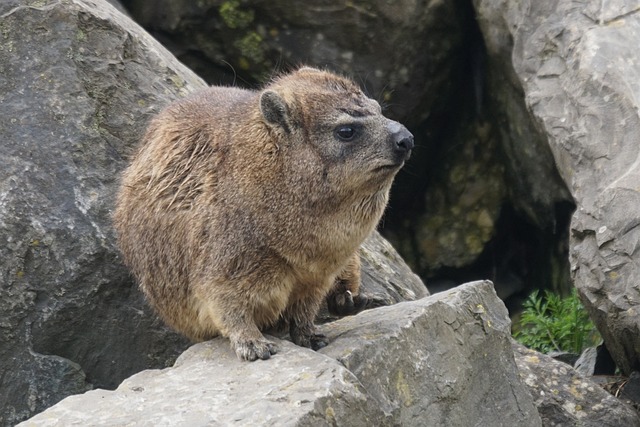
left=260, top=90, right=291, bottom=134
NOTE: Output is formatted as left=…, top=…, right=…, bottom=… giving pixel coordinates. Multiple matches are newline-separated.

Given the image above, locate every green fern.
left=514, top=289, right=601, bottom=354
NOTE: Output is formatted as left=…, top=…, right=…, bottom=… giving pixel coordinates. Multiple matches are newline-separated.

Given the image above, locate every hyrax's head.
left=258, top=67, right=414, bottom=195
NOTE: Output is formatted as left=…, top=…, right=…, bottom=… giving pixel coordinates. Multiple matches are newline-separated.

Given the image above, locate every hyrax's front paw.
left=308, top=333, right=328, bottom=350
left=231, top=336, right=278, bottom=361
left=290, top=324, right=328, bottom=351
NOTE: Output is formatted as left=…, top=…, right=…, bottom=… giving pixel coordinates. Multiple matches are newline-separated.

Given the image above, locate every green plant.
left=514, top=289, right=601, bottom=354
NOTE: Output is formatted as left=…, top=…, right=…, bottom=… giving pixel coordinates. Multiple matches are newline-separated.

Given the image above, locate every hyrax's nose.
left=387, top=121, right=414, bottom=153
left=395, top=130, right=414, bottom=152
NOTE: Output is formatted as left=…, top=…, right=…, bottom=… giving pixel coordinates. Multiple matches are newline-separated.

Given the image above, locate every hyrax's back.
left=114, top=67, right=414, bottom=361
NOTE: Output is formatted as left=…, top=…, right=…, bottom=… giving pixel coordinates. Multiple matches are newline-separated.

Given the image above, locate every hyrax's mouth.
left=372, top=161, right=404, bottom=173
left=401, top=149, right=413, bottom=162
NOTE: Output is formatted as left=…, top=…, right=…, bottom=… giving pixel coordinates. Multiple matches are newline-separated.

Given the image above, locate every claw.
left=327, top=289, right=368, bottom=316
left=232, top=338, right=278, bottom=361
left=310, top=334, right=328, bottom=350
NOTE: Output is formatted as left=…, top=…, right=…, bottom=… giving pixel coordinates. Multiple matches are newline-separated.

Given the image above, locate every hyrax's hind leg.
left=326, top=251, right=368, bottom=316
left=286, top=287, right=329, bottom=351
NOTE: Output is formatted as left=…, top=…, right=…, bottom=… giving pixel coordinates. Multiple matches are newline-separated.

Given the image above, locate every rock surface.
left=20, top=340, right=386, bottom=427
left=620, top=371, right=640, bottom=413
left=0, top=1, right=428, bottom=424
left=19, top=281, right=541, bottom=427
left=320, top=280, right=540, bottom=426
left=513, top=342, right=640, bottom=426
left=411, top=121, right=506, bottom=272
left=473, top=0, right=640, bottom=374
left=358, top=230, right=429, bottom=306
left=0, top=0, right=201, bottom=424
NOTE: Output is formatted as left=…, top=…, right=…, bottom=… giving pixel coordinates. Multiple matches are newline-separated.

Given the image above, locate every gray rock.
left=459, top=0, right=575, bottom=301
left=620, top=371, right=640, bottom=412
left=0, top=0, right=203, bottom=424
left=574, top=347, right=599, bottom=377
left=20, top=281, right=541, bottom=427
left=104, top=0, right=129, bottom=15
left=473, top=0, right=640, bottom=374
left=19, top=340, right=387, bottom=427
left=0, top=0, right=429, bottom=424
left=473, top=0, right=574, bottom=236
left=359, top=230, right=429, bottom=305
left=321, top=280, right=540, bottom=426
left=548, top=351, right=580, bottom=367
left=513, top=342, right=640, bottom=426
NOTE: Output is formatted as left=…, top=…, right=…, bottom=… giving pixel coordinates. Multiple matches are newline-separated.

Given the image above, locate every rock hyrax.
left=114, top=67, right=414, bottom=361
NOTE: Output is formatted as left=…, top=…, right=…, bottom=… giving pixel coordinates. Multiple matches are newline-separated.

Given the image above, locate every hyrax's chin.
left=360, top=164, right=402, bottom=191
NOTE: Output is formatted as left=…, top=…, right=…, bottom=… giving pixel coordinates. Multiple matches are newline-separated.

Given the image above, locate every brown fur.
left=113, top=67, right=413, bottom=361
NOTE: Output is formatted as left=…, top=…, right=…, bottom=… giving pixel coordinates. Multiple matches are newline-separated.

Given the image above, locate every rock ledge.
left=20, top=281, right=540, bottom=427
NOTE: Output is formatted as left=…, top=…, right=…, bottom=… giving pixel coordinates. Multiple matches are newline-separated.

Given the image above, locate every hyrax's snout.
left=387, top=120, right=414, bottom=161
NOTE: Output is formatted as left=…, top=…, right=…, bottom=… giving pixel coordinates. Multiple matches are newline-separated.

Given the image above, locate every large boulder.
left=19, top=281, right=541, bottom=426
left=513, top=342, right=640, bottom=426
left=0, top=0, right=201, bottom=424
left=0, top=0, right=426, bottom=424
left=356, top=230, right=428, bottom=307
left=21, top=340, right=388, bottom=427
left=473, top=0, right=640, bottom=374
left=319, top=280, right=540, bottom=426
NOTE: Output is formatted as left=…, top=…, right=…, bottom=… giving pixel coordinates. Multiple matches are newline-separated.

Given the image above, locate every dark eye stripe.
left=337, top=108, right=372, bottom=118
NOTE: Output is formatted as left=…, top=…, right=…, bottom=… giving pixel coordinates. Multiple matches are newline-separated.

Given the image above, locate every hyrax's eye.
left=335, top=126, right=357, bottom=141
